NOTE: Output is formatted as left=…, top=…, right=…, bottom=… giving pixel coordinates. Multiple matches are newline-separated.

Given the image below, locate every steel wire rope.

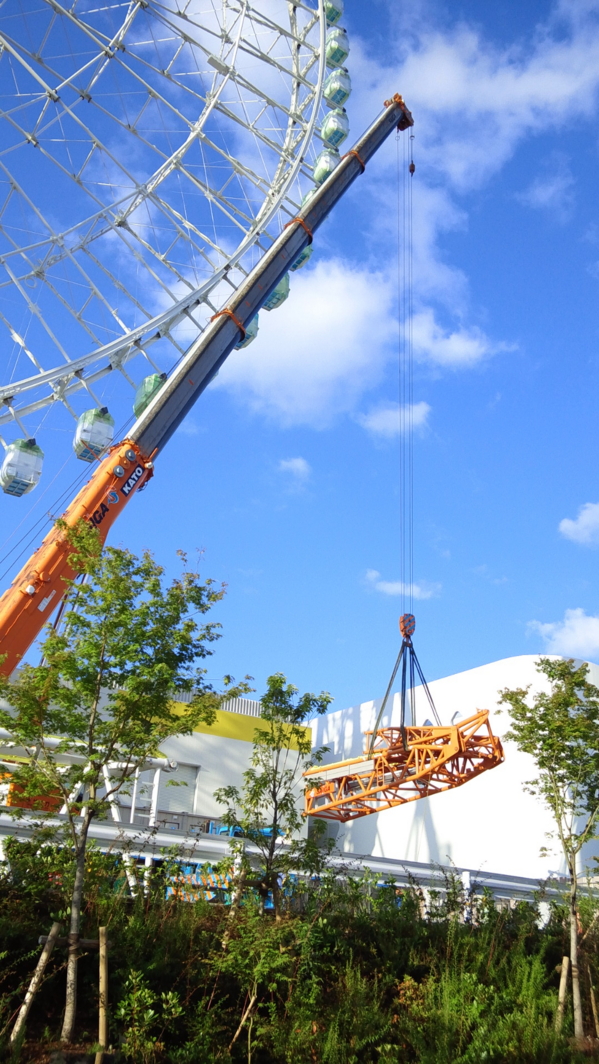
left=0, top=462, right=97, bottom=579
left=0, top=456, right=82, bottom=573
left=368, top=137, right=413, bottom=752
left=408, top=133, right=415, bottom=618
left=402, top=131, right=407, bottom=619
left=397, top=131, right=415, bottom=617
left=396, top=132, right=405, bottom=620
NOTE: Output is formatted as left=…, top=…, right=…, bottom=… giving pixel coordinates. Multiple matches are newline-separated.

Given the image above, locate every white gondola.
left=323, top=68, right=351, bottom=108
left=290, top=245, right=314, bottom=271
left=301, top=187, right=318, bottom=210
left=321, top=108, right=349, bottom=148
left=314, top=147, right=340, bottom=185
left=133, top=374, right=167, bottom=419
left=73, top=407, right=115, bottom=462
left=325, top=26, right=349, bottom=68
left=325, top=0, right=344, bottom=25
left=263, top=274, right=290, bottom=311
left=235, top=314, right=259, bottom=349
left=0, top=439, right=44, bottom=497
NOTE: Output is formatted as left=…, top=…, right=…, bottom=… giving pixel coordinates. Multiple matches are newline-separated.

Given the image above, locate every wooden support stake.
left=95, top=927, right=108, bottom=1064
left=39, top=935, right=104, bottom=950
left=555, top=955, right=570, bottom=1033
left=588, top=964, right=599, bottom=1039
left=10, top=922, right=62, bottom=1044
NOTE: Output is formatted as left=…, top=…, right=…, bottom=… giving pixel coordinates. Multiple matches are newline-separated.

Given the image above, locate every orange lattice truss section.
left=303, top=710, right=504, bottom=822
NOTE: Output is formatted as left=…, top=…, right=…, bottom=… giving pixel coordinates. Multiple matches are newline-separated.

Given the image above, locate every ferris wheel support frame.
left=0, top=0, right=328, bottom=428
left=0, top=94, right=413, bottom=677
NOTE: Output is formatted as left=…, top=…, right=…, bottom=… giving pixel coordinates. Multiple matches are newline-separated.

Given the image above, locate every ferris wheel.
left=0, top=0, right=351, bottom=494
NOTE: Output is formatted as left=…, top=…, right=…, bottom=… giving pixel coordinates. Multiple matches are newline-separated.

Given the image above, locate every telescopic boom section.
left=0, top=95, right=413, bottom=675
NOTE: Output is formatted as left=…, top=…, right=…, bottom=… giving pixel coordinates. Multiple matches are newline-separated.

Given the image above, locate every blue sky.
left=3, top=0, right=599, bottom=712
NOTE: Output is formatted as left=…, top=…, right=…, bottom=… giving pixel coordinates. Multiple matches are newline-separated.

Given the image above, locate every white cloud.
left=517, top=152, right=575, bottom=218
left=530, top=608, right=599, bottom=658
left=197, top=5, right=599, bottom=426
left=357, top=401, right=431, bottom=439
left=365, top=568, right=441, bottom=600
left=341, top=5, right=599, bottom=369
left=351, top=15, right=599, bottom=193
left=559, top=501, right=599, bottom=545
left=214, top=259, right=395, bottom=427
left=278, top=457, right=311, bottom=482
left=411, top=308, right=496, bottom=367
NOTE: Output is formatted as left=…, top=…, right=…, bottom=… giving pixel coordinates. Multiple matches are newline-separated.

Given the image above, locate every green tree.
left=500, top=656, right=599, bottom=1042
left=215, top=672, right=332, bottom=920
left=0, top=522, right=246, bottom=1044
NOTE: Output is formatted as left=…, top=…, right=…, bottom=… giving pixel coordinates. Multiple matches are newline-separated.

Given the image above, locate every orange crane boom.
left=0, top=95, right=414, bottom=676
left=0, top=440, right=153, bottom=676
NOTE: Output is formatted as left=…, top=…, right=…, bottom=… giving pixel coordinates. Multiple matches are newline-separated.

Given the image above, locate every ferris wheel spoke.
left=0, top=312, right=45, bottom=377
left=210, top=95, right=304, bottom=172
left=0, top=165, right=225, bottom=305
left=1, top=259, right=74, bottom=366
left=49, top=0, right=145, bottom=56
left=235, top=36, right=316, bottom=90
left=0, top=34, right=58, bottom=99
left=12, top=89, right=291, bottom=271
left=0, top=179, right=137, bottom=348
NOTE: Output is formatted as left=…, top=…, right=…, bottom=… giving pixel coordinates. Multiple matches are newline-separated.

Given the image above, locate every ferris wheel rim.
left=0, top=0, right=328, bottom=431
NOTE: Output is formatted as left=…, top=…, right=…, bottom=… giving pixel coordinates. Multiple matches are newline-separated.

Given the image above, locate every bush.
left=0, top=849, right=595, bottom=1062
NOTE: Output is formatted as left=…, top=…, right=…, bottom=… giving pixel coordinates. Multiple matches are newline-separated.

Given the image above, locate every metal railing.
left=170, top=693, right=263, bottom=716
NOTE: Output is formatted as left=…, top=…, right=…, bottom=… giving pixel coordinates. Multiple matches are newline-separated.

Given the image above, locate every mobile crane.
left=0, top=94, right=505, bottom=824
left=0, top=95, right=413, bottom=678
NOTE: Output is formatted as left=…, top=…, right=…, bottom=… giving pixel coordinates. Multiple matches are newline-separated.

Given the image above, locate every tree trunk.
left=267, top=831, right=281, bottom=922
left=228, top=986, right=257, bottom=1051
left=570, top=863, right=584, bottom=1043
left=271, top=875, right=282, bottom=923
left=222, top=856, right=246, bottom=951
left=61, top=821, right=90, bottom=1043
left=95, top=926, right=108, bottom=1064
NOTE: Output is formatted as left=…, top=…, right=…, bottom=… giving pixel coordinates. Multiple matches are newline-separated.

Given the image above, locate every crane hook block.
left=399, top=613, right=416, bottom=639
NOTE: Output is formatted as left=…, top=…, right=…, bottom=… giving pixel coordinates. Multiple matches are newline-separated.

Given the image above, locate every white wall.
left=160, top=731, right=254, bottom=819
left=159, top=730, right=308, bottom=836
left=310, top=655, right=599, bottom=881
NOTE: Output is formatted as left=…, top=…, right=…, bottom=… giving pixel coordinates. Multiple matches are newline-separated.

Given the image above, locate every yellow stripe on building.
left=171, top=704, right=310, bottom=751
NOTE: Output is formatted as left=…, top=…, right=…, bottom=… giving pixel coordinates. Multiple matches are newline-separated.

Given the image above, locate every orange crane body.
left=0, top=440, right=152, bottom=675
